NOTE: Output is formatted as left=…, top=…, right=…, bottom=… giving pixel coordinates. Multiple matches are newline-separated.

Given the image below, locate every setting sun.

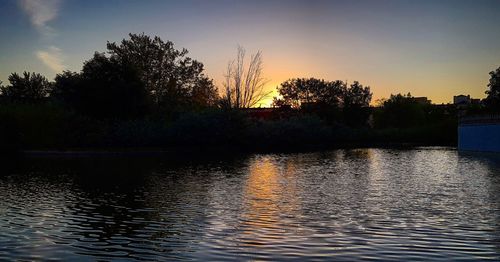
left=1, top=1, right=500, bottom=260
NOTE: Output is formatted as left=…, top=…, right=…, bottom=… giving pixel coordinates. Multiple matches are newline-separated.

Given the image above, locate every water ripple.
left=0, top=148, right=500, bottom=260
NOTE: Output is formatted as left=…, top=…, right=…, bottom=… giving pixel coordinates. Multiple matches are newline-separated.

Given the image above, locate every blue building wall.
left=459, top=124, right=500, bottom=152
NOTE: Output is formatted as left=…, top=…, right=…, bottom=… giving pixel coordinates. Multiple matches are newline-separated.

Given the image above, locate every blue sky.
left=1, top=0, right=499, bottom=104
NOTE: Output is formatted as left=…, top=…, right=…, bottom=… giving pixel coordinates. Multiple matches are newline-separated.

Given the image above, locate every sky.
left=1, top=0, right=500, bottom=105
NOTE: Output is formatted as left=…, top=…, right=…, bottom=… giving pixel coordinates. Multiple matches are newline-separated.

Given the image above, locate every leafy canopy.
left=274, top=78, right=371, bottom=109
left=485, top=66, right=500, bottom=110
left=1, top=72, right=52, bottom=103
left=106, top=33, right=218, bottom=109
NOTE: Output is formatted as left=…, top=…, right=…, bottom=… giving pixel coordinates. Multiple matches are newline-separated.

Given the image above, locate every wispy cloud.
left=19, top=0, right=61, bottom=36
left=19, top=0, right=66, bottom=73
left=36, top=46, right=65, bottom=73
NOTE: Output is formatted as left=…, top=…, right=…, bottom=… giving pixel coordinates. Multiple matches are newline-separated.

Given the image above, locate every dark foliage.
left=53, top=53, right=149, bottom=119
left=1, top=72, right=52, bottom=103
left=0, top=111, right=20, bottom=153
left=373, top=93, right=456, bottom=130
left=274, top=78, right=344, bottom=109
left=343, top=81, right=372, bottom=108
left=485, top=66, right=500, bottom=110
left=244, top=115, right=334, bottom=150
left=52, top=71, right=82, bottom=107
left=0, top=33, right=466, bottom=152
left=106, top=33, right=218, bottom=110
left=274, top=78, right=372, bottom=126
left=374, top=93, right=424, bottom=128
left=342, top=81, right=372, bottom=127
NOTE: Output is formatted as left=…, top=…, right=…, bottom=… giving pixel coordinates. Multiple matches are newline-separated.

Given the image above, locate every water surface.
left=1, top=148, right=500, bottom=261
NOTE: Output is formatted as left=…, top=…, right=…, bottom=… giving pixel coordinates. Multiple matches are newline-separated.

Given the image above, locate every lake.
left=1, top=148, right=499, bottom=261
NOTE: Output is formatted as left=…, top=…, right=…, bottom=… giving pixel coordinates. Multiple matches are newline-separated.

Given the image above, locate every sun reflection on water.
left=239, top=155, right=302, bottom=247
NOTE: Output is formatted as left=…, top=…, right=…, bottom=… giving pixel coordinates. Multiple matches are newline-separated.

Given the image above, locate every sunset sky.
left=1, top=0, right=500, bottom=105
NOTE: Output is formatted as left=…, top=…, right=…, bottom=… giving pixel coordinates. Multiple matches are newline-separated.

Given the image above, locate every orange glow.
left=243, top=156, right=280, bottom=228
left=238, top=156, right=301, bottom=245
left=255, top=85, right=279, bottom=108
left=207, top=48, right=491, bottom=107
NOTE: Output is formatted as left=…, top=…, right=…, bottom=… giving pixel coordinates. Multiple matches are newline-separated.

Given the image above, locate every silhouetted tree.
left=222, top=46, right=270, bottom=108
left=275, top=78, right=371, bottom=104
left=274, top=78, right=345, bottom=109
left=485, top=66, right=500, bottom=110
left=189, top=77, right=219, bottom=109
left=342, top=81, right=372, bottom=127
left=53, top=53, right=149, bottom=119
left=343, top=81, right=372, bottom=108
left=274, top=78, right=372, bottom=126
left=106, top=33, right=217, bottom=110
left=52, top=71, right=82, bottom=106
left=374, top=93, right=426, bottom=128
left=1, top=72, right=52, bottom=103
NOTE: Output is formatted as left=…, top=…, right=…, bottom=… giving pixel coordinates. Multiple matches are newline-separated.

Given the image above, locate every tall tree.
left=274, top=78, right=347, bottom=109
left=342, top=81, right=372, bottom=127
left=1, top=72, right=52, bottom=103
left=343, top=81, right=372, bottom=108
left=485, top=66, right=500, bottom=110
left=374, top=93, right=426, bottom=128
left=106, top=33, right=217, bottom=109
left=52, top=71, right=82, bottom=107
left=189, top=77, right=219, bottom=108
left=52, top=53, right=149, bottom=118
left=274, top=78, right=372, bottom=125
left=222, top=46, right=270, bottom=108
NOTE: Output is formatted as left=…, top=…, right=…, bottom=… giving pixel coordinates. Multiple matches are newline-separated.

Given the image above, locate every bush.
left=0, top=111, right=20, bottom=153
left=0, top=103, right=110, bottom=149
left=0, top=102, right=457, bottom=152
left=244, top=115, right=334, bottom=150
left=166, top=110, right=248, bottom=147
left=109, top=119, right=169, bottom=147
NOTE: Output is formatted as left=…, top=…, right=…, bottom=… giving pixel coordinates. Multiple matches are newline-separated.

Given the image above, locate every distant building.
left=471, top=98, right=481, bottom=105
left=453, top=94, right=482, bottom=107
left=241, top=107, right=275, bottom=119
left=411, top=97, right=431, bottom=105
left=454, top=95, right=471, bottom=105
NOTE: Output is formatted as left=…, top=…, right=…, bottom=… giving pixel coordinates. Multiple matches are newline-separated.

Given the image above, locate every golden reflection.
left=244, top=156, right=280, bottom=217
left=239, top=155, right=301, bottom=246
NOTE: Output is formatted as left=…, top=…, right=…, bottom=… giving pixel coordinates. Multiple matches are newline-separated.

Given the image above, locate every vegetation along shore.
left=1, top=33, right=499, bottom=154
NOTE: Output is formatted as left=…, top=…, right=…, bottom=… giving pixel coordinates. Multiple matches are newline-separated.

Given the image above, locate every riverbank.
left=2, top=126, right=458, bottom=156
left=17, top=143, right=458, bottom=159
left=0, top=104, right=457, bottom=154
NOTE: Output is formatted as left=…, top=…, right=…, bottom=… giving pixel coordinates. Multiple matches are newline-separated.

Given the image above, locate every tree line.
left=0, top=32, right=498, bottom=152
left=0, top=34, right=274, bottom=119
left=1, top=33, right=499, bottom=119
left=0, top=33, right=376, bottom=125
left=1, top=34, right=219, bottom=119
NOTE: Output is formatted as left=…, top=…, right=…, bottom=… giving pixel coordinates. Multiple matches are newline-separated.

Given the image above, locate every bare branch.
left=222, top=46, right=270, bottom=108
